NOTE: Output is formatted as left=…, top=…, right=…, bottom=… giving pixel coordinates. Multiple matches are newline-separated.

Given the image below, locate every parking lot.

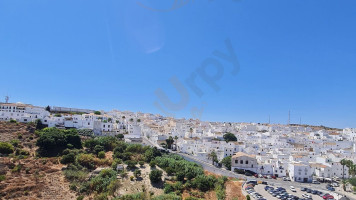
left=245, top=181, right=338, bottom=200
left=254, top=184, right=326, bottom=200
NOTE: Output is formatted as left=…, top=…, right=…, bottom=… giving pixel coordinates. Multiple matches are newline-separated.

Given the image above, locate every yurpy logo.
left=154, top=39, right=240, bottom=120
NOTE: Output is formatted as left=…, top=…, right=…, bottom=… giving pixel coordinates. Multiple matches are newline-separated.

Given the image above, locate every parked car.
left=327, top=187, right=335, bottom=191
left=290, top=186, right=296, bottom=192
left=301, top=187, right=307, bottom=191
left=312, top=180, right=321, bottom=184
left=323, top=194, right=334, bottom=199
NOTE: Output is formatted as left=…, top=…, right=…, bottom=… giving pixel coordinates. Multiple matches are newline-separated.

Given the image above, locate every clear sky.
left=0, top=0, right=355, bottom=128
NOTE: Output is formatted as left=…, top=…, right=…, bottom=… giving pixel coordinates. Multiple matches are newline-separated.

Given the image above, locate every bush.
left=77, top=154, right=96, bottom=169
left=246, top=195, right=251, bottom=200
left=134, top=169, right=141, bottom=178
left=10, top=140, right=19, bottom=147
left=0, top=142, right=14, bottom=154
left=94, top=145, right=105, bottom=154
left=192, top=175, right=217, bottom=192
left=126, top=160, right=137, bottom=170
left=152, top=193, right=182, bottom=200
left=164, top=183, right=174, bottom=194
left=98, top=151, right=106, bottom=159
left=149, top=161, right=156, bottom=168
left=77, top=196, right=84, bottom=200
left=176, top=172, right=185, bottom=182
left=61, top=153, right=76, bottom=164
left=139, top=161, right=144, bottom=166
left=149, top=169, right=162, bottom=183
left=89, top=169, right=117, bottom=193
left=64, top=169, right=88, bottom=182
left=0, top=175, right=6, bottom=182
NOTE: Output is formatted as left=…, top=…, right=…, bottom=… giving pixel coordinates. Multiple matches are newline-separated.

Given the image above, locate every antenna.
left=300, top=117, right=302, bottom=125
left=288, top=110, right=290, bottom=125
left=268, top=115, right=270, bottom=124
left=5, top=96, right=9, bottom=103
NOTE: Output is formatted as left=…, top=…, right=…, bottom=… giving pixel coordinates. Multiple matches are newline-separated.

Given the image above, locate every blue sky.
left=0, top=0, right=355, bottom=128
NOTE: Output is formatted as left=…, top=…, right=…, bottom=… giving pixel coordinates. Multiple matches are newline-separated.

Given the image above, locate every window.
left=235, top=160, right=238, bottom=164
left=240, top=160, right=243, bottom=164
left=246, top=161, right=248, bottom=164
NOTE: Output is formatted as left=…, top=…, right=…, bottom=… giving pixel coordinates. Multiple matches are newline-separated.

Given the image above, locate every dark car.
left=327, top=187, right=335, bottom=191
left=301, top=188, right=307, bottom=191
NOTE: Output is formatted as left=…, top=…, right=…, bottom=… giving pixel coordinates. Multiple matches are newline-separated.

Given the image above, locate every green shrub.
left=11, top=164, right=23, bottom=173
left=149, top=161, right=156, bottom=168
left=77, top=196, right=84, bottom=200
left=0, top=175, right=6, bottom=182
left=64, top=169, right=88, bottom=182
left=10, top=140, right=19, bottom=147
left=133, top=169, right=141, bottom=178
left=164, top=183, right=174, bottom=194
left=89, top=169, right=117, bottom=193
left=192, top=175, right=217, bottom=192
left=77, top=153, right=96, bottom=169
left=246, top=195, right=251, bottom=200
left=126, top=160, right=137, bottom=170
left=61, top=153, right=76, bottom=164
left=70, top=183, right=77, bottom=191
left=94, top=193, right=108, bottom=200
left=139, top=161, right=144, bottom=166
left=0, top=142, right=14, bottom=154
left=149, top=169, right=162, bottom=183
left=98, top=151, right=106, bottom=159
left=152, top=193, right=182, bottom=200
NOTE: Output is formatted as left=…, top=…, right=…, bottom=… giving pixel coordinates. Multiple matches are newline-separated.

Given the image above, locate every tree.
left=134, top=169, right=141, bottom=178
left=221, top=156, right=232, bottom=170
left=208, top=151, right=218, bottom=165
left=94, top=111, right=101, bottom=115
left=0, top=142, right=14, bottom=154
left=149, top=169, right=163, bottom=183
left=45, top=105, right=51, bottom=112
left=341, top=159, right=347, bottom=180
left=192, top=175, right=217, bottom=192
left=36, top=128, right=82, bottom=157
left=166, top=136, right=174, bottom=149
left=223, top=133, right=237, bottom=142
left=116, top=134, right=124, bottom=140
left=137, top=119, right=141, bottom=123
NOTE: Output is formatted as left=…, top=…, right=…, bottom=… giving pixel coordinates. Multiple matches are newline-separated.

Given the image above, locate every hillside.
left=0, top=122, right=76, bottom=200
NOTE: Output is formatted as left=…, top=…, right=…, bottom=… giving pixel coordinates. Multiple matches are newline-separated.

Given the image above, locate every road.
left=142, top=137, right=354, bottom=199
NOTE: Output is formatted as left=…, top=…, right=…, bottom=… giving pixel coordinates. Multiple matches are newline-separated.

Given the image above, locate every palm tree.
left=341, top=159, right=347, bottom=191
left=341, top=159, right=347, bottom=179
left=208, top=151, right=218, bottom=165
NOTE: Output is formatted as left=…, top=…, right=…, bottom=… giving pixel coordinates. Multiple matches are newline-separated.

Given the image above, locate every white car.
left=302, top=194, right=311, bottom=198
left=290, top=186, right=296, bottom=192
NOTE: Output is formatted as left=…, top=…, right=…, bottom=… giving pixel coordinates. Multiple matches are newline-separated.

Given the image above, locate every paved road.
left=142, top=137, right=354, bottom=199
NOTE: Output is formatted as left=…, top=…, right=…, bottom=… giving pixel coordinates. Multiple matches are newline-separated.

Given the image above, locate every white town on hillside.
left=1, top=101, right=356, bottom=186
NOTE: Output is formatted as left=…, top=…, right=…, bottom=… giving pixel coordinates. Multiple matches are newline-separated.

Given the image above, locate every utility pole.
left=300, top=117, right=302, bottom=125
left=288, top=110, right=290, bottom=125
left=5, top=96, right=9, bottom=103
